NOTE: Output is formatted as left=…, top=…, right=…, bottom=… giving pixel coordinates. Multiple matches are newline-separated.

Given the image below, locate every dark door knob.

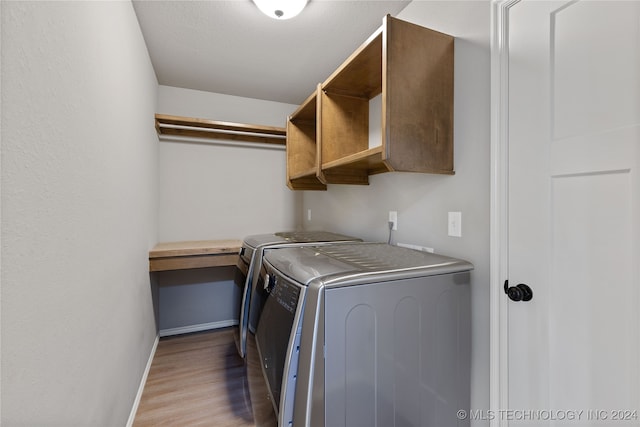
left=504, top=280, right=533, bottom=302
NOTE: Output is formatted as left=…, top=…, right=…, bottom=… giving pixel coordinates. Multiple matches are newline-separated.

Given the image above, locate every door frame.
left=490, top=1, right=520, bottom=426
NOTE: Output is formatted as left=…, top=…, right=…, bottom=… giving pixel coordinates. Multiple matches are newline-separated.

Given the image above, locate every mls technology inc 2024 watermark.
left=457, top=409, right=639, bottom=422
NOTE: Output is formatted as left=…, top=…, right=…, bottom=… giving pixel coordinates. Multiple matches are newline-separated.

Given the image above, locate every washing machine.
left=254, top=242, right=473, bottom=427
left=233, top=231, right=361, bottom=359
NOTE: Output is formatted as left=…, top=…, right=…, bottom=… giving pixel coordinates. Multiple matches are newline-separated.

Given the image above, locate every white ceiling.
left=132, top=0, right=410, bottom=105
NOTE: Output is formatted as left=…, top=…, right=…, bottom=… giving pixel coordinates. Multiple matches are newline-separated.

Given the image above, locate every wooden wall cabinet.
left=286, top=85, right=325, bottom=190
left=286, top=15, right=454, bottom=189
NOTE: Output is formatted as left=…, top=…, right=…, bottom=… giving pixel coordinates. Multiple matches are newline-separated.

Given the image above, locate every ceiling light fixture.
left=253, top=0, right=308, bottom=20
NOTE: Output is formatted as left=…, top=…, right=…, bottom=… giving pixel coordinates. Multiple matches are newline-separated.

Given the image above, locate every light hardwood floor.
left=133, top=328, right=257, bottom=427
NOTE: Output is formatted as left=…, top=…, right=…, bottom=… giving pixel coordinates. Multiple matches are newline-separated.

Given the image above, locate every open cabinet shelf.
left=322, top=26, right=383, bottom=99
left=286, top=86, right=325, bottom=190
left=286, top=15, right=455, bottom=189
left=321, top=146, right=385, bottom=172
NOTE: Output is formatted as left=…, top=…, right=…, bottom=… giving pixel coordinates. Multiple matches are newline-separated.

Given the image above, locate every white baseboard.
left=159, top=319, right=237, bottom=337
left=126, top=334, right=159, bottom=427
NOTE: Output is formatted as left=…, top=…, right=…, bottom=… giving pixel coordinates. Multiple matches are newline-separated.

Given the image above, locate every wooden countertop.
left=149, top=239, right=242, bottom=272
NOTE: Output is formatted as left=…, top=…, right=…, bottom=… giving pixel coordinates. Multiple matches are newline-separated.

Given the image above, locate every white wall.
left=156, top=85, right=301, bottom=241
left=302, top=2, right=491, bottom=424
left=1, top=2, right=158, bottom=425
left=155, top=86, right=301, bottom=333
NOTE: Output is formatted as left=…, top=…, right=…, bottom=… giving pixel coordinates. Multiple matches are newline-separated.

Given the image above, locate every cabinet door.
left=383, top=16, right=454, bottom=174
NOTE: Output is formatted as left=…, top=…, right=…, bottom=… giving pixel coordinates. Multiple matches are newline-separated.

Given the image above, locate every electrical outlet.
left=389, top=211, right=398, bottom=231
left=448, top=212, right=462, bottom=237
left=307, top=209, right=312, bottom=221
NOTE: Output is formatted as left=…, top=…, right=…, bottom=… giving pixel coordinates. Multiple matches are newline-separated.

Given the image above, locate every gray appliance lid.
left=243, top=233, right=288, bottom=249
left=263, top=242, right=474, bottom=286
left=263, top=245, right=359, bottom=285
left=244, top=231, right=361, bottom=249
left=274, top=230, right=360, bottom=243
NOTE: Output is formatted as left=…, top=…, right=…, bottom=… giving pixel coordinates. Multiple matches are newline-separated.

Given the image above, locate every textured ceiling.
left=132, top=0, right=410, bottom=105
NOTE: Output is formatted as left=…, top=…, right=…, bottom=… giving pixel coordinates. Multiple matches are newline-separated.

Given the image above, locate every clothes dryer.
left=254, top=242, right=473, bottom=427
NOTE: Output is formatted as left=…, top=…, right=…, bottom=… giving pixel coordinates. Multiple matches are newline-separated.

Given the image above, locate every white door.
left=492, top=1, right=640, bottom=426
